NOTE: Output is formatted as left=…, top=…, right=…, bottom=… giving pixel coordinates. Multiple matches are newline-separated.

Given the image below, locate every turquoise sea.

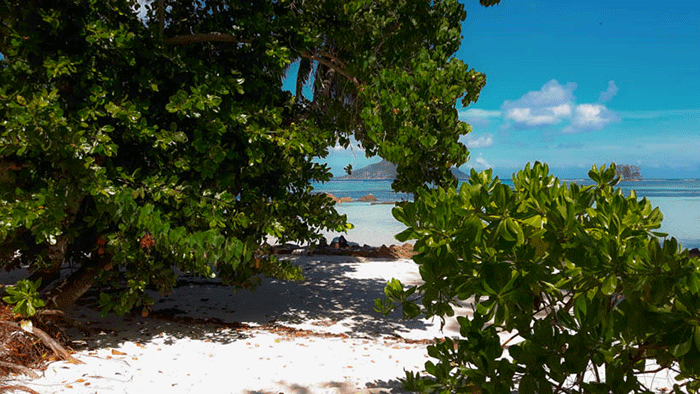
left=312, top=179, right=700, bottom=250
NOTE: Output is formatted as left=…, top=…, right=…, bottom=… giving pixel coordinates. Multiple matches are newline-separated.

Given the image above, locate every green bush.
left=3, top=279, right=46, bottom=317
left=378, top=162, right=700, bottom=393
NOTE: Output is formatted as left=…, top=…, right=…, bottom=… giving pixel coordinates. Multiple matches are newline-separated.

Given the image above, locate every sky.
left=298, top=0, right=700, bottom=179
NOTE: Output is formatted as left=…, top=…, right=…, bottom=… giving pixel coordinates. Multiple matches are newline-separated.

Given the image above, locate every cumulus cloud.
left=598, top=80, right=619, bottom=103
left=462, top=133, right=494, bottom=149
left=501, top=80, right=577, bottom=129
left=499, top=79, right=620, bottom=134
left=563, top=104, right=620, bottom=133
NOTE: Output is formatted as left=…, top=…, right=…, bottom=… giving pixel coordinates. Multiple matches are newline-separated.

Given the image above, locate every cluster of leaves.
left=2, top=279, right=45, bottom=317
left=378, top=163, right=700, bottom=393
left=0, top=0, right=347, bottom=312
left=0, top=0, right=496, bottom=313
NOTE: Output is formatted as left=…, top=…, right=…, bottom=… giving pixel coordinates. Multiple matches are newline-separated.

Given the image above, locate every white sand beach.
left=1, top=255, right=680, bottom=393
left=1, top=256, right=468, bottom=394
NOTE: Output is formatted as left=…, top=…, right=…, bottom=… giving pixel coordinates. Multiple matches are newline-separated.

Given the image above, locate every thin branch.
left=165, top=32, right=251, bottom=45
left=35, top=309, right=65, bottom=318
left=373, top=23, right=400, bottom=56
left=501, top=332, right=519, bottom=349
left=157, top=0, right=164, bottom=38
left=593, top=363, right=601, bottom=382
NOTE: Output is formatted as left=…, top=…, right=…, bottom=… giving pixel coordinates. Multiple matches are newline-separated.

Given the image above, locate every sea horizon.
left=312, top=178, right=700, bottom=251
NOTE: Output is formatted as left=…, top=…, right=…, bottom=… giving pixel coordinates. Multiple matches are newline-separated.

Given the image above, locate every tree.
left=378, top=163, right=700, bottom=393
left=0, top=0, right=491, bottom=313
left=615, top=164, right=642, bottom=181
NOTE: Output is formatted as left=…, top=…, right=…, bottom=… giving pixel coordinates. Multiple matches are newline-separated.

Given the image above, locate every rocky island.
left=336, top=159, right=469, bottom=180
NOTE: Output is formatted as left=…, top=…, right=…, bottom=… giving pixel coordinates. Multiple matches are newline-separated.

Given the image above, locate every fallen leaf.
left=111, top=349, right=127, bottom=356
left=76, top=379, right=86, bottom=383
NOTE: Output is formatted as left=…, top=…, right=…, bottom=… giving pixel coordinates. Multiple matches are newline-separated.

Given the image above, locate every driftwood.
left=0, top=321, right=82, bottom=366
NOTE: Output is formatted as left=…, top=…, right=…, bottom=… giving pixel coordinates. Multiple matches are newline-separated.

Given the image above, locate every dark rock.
left=689, top=248, right=700, bottom=257
left=271, top=243, right=301, bottom=254
left=331, top=235, right=349, bottom=249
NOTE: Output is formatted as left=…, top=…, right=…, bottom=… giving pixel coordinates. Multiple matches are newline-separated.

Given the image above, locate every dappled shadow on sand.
left=59, top=254, right=432, bottom=347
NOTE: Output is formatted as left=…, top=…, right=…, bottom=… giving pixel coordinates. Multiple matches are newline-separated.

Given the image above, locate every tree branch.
left=300, top=52, right=359, bottom=87
left=164, top=32, right=251, bottom=45
left=157, top=0, right=164, bottom=38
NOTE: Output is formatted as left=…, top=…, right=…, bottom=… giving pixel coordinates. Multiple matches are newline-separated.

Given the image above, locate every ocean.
left=312, top=179, right=700, bottom=250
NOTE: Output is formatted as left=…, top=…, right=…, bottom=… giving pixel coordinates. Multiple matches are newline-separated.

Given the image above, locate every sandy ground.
left=1, top=255, right=682, bottom=393
left=1, top=256, right=466, bottom=394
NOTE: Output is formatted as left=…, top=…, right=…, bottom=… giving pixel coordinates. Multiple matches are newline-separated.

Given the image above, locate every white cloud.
left=459, top=108, right=502, bottom=119
left=563, top=104, right=620, bottom=133
left=500, top=79, right=620, bottom=134
left=598, top=80, right=619, bottom=103
left=501, top=80, right=577, bottom=129
left=331, top=142, right=364, bottom=153
left=475, top=155, right=492, bottom=169
left=462, top=133, right=494, bottom=148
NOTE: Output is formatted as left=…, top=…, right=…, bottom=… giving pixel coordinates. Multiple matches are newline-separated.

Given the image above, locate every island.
left=336, top=159, right=469, bottom=180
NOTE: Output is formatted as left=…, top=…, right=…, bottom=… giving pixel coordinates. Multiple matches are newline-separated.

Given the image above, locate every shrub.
left=378, top=162, right=700, bottom=393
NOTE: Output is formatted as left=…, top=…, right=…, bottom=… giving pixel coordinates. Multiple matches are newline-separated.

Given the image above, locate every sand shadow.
left=60, top=255, right=432, bottom=349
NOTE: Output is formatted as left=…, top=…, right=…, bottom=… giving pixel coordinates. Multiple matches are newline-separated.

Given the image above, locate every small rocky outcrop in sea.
left=357, top=194, right=379, bottom=202
left=323, top=193, right=352, bottom=203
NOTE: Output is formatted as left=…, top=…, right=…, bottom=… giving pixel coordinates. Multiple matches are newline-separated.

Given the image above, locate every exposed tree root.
left=0, top=385, right=41, bottom=394
left=0, top=303, right=80, bottom=380
left=0, top=362, right=38, bottom=379
left=0, top=321, right=81, bottom=366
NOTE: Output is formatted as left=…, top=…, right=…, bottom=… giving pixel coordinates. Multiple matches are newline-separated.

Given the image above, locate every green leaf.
left=670, top=335, right=693, bottom=357
left=601, top=275, right=618, bottom=296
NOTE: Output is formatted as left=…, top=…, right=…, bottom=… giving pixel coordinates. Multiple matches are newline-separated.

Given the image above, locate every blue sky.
left=299, top=0, right=700, bottom=179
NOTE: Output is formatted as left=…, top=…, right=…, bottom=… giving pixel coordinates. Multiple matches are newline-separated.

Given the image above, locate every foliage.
left=3, top=279, right=46, bottom=317
left=378, top=162, right=700, bottom=393
left=0, top=0, right=494, bottom=312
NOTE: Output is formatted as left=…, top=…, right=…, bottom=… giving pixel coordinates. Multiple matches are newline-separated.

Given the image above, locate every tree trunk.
left=28, top=234, right=69, bottom=288
left=41, top=256, right=111, bottom=311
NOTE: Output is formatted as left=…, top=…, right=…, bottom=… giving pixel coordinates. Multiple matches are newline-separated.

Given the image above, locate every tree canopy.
left=0, top=0, right=493, bottom=313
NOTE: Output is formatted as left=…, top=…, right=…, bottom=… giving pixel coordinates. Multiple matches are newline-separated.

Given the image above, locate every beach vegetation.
left=378, top=162, right=700, bottom=393
left=0, top=0, right=491, bottom=313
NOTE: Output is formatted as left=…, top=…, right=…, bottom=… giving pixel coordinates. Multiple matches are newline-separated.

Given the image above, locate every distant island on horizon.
left=335, top=159, right=469, bottom=180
